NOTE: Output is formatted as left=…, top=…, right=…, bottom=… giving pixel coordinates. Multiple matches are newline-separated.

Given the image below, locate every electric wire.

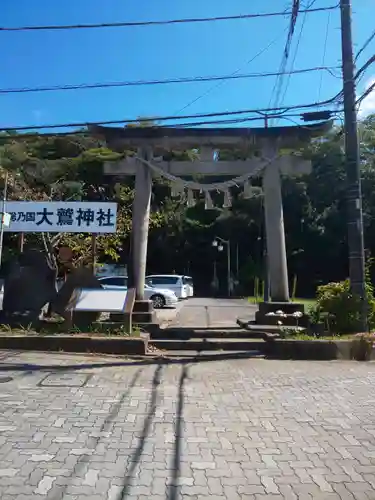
left=277, top=0, right=317, bottom=118
left=317, top=9, right=332, bottom=103
left=3, top=52, right=375, bottom=134
left=0, top=66, right=340, bottom=95
left=355, top=29, right=375, bottom=63
left=0, top=96, right=340, bottom=133
left=268, top=1, right=301, bottom=123
left=356, top=80, right=375, bottom=107
left=172, top=28, right=288, bottom=116
left=0, top=5, right=339, bottom=32
left=166, top=110, right=343, bottom=128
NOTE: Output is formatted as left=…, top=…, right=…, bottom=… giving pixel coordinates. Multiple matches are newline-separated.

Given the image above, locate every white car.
left=97, top=276, right=178, bottom=309
left=146, top=274, right=194, bottom=299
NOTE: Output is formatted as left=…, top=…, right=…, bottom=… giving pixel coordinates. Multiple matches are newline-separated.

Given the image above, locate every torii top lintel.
left=89, top=120, right=333, bottom=152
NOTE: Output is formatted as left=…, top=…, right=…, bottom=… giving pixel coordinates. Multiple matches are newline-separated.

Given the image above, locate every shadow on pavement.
left=116, top=363, right=163, bottom=500
left=58, top=369, right=143, bottom=497
left=168, top=364, right=188, bottom=500
left=0, top=350, right=262, bottom=373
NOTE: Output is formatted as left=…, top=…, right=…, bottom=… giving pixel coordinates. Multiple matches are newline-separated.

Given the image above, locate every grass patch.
left=292, top=333, right=356, bottom=341
left=0, top=321, right=142, bottom=337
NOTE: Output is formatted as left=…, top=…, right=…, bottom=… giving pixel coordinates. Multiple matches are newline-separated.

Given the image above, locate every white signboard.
left=73, top=289, right=127, bottom=312
left=1, top=201, right=117, bottom=233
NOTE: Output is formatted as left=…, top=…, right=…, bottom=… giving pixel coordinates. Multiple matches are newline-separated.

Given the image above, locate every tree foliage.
left=0, top=115, right=375, bottom=296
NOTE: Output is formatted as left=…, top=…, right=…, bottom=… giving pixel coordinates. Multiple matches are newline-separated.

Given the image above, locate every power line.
left=277, top=0, right=316, bottom=115
left=164, top=113, right=296, bottom=128
left=317, top=9, right=332, bottom=103
left=0, top=97, right=342, bottom=133
left=324, top=54, right=375, bottom=107
left=167, top=111, right=343, bottom=129
left=2, top=52, right=374, bottom=135
left=268, top=1, right=301, bottom=122
left=172, top=28, right=288, bottom=116
left=356, top=80, right=375, bottom=107
left=355, top=29, right=375, bottom=62
left=0, top=66, right=340, bottom=95
left=0, top=5, right=339, bottom=32
left=0, top=110, right=343, bottom=140
left=354, top=53, right=375, bottom=86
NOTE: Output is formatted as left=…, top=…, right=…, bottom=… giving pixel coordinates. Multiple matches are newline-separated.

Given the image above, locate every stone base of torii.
left=91, top=122, right=332, bottom=328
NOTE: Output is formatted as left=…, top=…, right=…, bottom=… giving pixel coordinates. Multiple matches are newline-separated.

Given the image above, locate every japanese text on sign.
left=1, top=202, right=117, bottom=233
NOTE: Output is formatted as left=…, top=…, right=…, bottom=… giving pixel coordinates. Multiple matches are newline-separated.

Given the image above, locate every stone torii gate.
left=91, top=121, right=332, bottom=323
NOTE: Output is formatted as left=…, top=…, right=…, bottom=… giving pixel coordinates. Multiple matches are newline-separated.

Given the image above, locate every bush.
left=309, top=279, right=375, bottom=334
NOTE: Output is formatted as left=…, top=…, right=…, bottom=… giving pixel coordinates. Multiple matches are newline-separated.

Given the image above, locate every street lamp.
left=212, top=237, right=231, bottom=297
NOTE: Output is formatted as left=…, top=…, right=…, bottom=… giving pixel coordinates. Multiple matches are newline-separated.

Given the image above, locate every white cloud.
left=358, top=78, right=375, bottom=118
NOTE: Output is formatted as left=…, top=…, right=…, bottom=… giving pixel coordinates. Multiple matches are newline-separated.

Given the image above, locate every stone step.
left=150, top=327, right=262, bottom=340
left=149, top=338, right=266, bottom=352
left=148, top=350, right=265, bottom=361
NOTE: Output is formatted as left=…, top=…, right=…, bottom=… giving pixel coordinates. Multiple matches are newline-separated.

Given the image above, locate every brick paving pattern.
left=1, top=351, right=375, bottom=499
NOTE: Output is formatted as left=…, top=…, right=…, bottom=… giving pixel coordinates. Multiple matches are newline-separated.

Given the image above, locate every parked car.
left=97, top=276, right=178, bottom=309
left=145, top=274, right=194, bottom=299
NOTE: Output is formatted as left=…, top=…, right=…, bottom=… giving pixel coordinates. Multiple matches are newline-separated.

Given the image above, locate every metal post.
left=213, top=236, right=231, bottom=297
left=227, top=240, right=231, bottom=297
left=91, top=233, right=97, bottom=274
left=0, top=171, right=8, bottom=269
left=340, top=0, right=367, bottom=331
left=19, top=233, right=24, bottom=253
left=263, top=246, right=270, bottom=302
left=235, top=243, right=239, bottom=278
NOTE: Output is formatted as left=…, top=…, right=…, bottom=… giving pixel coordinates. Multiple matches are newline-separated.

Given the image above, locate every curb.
left=0, top=335, right=147, bottom=356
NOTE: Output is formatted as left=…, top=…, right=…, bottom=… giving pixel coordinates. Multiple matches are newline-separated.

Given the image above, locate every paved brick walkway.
left=1, top=351, right=375, bottom=499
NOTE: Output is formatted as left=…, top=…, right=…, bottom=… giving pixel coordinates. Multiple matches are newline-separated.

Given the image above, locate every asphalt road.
left=158, top=297, right=257, bottom=329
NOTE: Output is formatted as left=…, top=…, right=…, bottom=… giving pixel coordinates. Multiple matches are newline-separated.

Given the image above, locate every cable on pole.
left=0, top=66, right=340, bottom=95
left=0, top=5, right=339, bottom=32
left=277, top=0, right=317, bottom=116
left=317, top=9, right=332, bottom=103
left=355, top=29, right=375, bottom=62
left=0, top=95, right=341, bottom=133
left=172, top=28, right=288, bottom=116
left=268, top=1, right=301, bottom=123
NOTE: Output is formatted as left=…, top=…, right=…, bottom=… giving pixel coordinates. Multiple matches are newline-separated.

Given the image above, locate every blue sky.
left=1, top=0, right=375, bottom=131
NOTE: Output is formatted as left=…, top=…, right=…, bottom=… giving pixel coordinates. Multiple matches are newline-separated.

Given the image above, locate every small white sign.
left=1, top=212, right=11, bottom=227
left=2, top=201, right=117, bottom=233
left=73, top=289, right=127, bottom=312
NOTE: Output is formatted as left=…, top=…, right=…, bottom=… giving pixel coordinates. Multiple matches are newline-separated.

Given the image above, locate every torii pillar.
left=263, top=160, right=289, bottom=302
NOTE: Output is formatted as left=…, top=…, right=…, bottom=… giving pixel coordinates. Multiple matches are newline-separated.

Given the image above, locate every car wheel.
left=151, top=294, right=166, bottom=309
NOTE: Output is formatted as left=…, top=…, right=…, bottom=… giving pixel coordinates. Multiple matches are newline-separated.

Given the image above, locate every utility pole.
left=340, top=0, right=368, bottom=331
